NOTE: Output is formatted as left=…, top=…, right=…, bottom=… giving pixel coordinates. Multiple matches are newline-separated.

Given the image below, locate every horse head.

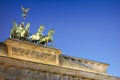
left=38, top=24, right=45, bottom=33
left=48, top=29, right=54, bottom=36
left=25, top=23, right=30, bottom=30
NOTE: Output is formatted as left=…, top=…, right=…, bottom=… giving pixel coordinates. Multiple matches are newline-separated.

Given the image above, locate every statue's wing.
left=25, top=23, right=30, bottom=29
left=21, top=6, right=25, bottom=12
left=26, top=8, right=30, bottom=12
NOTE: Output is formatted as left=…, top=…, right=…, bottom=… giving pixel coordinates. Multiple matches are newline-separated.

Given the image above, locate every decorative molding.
left=0, top=64, right=96, bottom=80
left=61, top=55, right=109, bottom=73
left=0, top=56, right=119, bottom=80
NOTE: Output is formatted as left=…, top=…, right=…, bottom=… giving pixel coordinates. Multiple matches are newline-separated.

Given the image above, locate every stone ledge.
left=0, top=56, right=120, bottom=80
left=60, top=55, right=109, bottom=73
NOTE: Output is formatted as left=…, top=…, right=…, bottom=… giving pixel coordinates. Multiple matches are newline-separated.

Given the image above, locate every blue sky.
left=0, top=0, right=120, bottom=77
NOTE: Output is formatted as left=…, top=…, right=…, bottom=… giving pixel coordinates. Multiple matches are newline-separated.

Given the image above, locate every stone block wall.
left=0, top=56, right=119, bottom=80
left=0, top=64, right=95, bottom=80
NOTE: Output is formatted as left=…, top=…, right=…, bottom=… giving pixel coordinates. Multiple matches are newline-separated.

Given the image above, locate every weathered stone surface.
left=0, top=39, right=120, bottom=80
left=0, top=42, right=8, bottom=55
left=4, top=39, right=61, bottom=65
left=0, top=56, right=119, bottom=80
left=60, top=55, right=109, bottom=73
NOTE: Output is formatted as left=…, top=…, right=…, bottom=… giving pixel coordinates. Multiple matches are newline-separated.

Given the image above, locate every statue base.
left=4, top=39, right=61, bottom=65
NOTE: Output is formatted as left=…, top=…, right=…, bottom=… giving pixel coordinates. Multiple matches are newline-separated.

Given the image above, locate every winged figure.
left=21, top=6, right=30, bottom=19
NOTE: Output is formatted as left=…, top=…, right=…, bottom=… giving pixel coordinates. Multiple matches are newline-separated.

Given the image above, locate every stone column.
left=68, top=77, right=73, bottom=80
left=74, top=77, right=78, bottom=80
left=78, top=78, right=83, bottom=80
left=46, top=73, right=49, bottom=80
left=48, top=73, right=53, bottom=80
left=53, top=74, right=59, bottom=80
left=63, top=76, right=68, bottom=80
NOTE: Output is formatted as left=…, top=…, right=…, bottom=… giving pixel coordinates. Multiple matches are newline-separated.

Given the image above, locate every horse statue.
left=39, top=29, right=54, bottom=46
left=29, top=24, right=44, bottom=43
left=20, top=22, right=30, bottom=40
left=10, top=21, right=30, bottom=41
left=10, top=20, right=18, bottom=39
left=15, top=22, right=25, bottom=40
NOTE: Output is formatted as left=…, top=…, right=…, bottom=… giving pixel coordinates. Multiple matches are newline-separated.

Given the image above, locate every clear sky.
left=0, top=0, right=120, bottom=77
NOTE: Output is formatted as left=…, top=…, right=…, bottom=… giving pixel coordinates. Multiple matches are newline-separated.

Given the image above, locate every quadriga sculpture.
left=29, top=24, right=44, bottom=43
left=10, top=21, right=30, bottom=40
left=39, top=29, right=54, bottom=46
left=20, top=22, right=30, bottom=40
left=10, top=7, right=55, bottom=47
left=10, top=21, right=18, bottom=39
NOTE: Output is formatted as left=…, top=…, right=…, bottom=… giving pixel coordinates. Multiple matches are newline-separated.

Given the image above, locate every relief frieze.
left=4, top=39, right=61, bottom=65
left=11, top=46, right=56, bottom=64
